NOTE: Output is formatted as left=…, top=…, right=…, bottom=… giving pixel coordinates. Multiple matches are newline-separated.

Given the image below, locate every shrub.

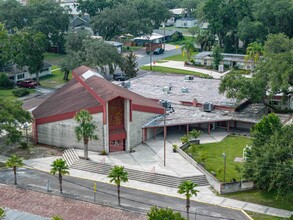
left=0, top=73, right=14, bottom=89
left=20, top=141, right=28, bottom=149
left=172, top=144, right=178, bottom=152
left=100, top=149, right=107, bottom=155
left=0, top=207, right=5, bottom=218
left=12, top=88, right=30, bottom=97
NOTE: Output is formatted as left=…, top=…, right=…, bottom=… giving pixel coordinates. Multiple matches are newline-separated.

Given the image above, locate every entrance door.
left=108, top=97, right=126, bottom=152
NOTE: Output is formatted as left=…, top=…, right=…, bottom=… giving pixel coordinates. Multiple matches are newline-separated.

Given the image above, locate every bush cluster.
left=0, top=73, right=14, bottom=89
left=12, top=88, right=30, bottom=97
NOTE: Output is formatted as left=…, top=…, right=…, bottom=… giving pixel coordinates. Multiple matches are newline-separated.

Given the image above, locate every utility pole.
left=163, top=22, right=166, bottom=51
left=163, top=108, right=166, bottom=166
left=149, top=41, right=153, bottom=70
left=222, top=153, right=226, bottom=183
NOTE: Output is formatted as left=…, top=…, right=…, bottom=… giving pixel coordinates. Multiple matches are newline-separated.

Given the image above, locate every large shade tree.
left=6, top=155, right=24, bottom=185
left=244, top=114, right=293, bottom=198
left=50, top=158, right=69, bottom=194
left=10, top=28, right=46, bottom=85
left=74, top=109, right=98, bottom=160
left=0, top=98, right=32, bottom=144
left=219, top=33, right=293, bottom=103
left=178, top=180, right=199, bottom=219
left=108, top=166, right=128, bottom=206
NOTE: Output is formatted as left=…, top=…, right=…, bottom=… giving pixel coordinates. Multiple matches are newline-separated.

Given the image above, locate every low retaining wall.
left=221, top=180, right=254, bottom=194
left=178, top=144, right=254, bottom=194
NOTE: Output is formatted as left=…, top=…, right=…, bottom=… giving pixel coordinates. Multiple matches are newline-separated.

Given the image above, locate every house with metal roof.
left=32, top=66, right=164, bottom=153
left=193, top=51, right=253, bottom=70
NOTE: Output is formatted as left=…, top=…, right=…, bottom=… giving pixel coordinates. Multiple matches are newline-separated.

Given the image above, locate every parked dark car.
left=16, top=80, right=37, bottom=88
left=113, top=73, right=126, bottom=81
left=153, top=48, right=164, bottom=55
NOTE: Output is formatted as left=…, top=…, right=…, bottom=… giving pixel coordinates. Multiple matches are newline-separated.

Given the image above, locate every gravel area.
left=0, top=184, right=146, bottom=220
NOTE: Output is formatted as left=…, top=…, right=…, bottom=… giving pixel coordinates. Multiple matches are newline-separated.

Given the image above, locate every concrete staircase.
left=62, top=148, right=79, bottom=166
left=70, top=159, right=209, bottom=188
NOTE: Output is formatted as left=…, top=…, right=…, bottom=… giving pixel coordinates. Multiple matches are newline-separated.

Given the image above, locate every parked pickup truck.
left=16, top=80, right=37, bottom=88
left=153, top=48, right=164, bottom=55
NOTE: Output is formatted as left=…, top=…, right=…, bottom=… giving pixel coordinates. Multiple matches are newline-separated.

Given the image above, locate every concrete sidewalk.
left=23, top=154, right=293, bottom=219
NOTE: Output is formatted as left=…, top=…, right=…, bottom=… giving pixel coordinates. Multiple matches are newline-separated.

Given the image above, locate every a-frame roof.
left=33, top=66, right=163, bottom=120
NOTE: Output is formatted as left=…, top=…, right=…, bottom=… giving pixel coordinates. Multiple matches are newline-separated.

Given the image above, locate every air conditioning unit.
left=181, top=87, right=189, bottom=93
left=203, top=102, right=213, bottom=112
left=184, top=75, right=194, bottom=81
left=162, top=85, right=171, bottom=93
left=121, top=81, right=131, bottom=89
left=160, top=100, right=172, bottom=110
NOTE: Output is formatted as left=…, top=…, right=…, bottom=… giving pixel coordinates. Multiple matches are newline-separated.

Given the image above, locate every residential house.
left=1, top=63, right=52, bottom=83
left=193, top=52, right=253, bottom=70
left=133, top=33, right=164, bottom=46
left=175, top=17, right=197, bottom=28
left=153, top=29, right=183, bottom=42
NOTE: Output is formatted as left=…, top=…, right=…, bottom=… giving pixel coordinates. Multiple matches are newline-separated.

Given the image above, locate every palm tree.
left=178, top=180, right=199, bottom=219
left=108, top=166, right=128, bottom=206
left=244, top=42, right=264, bottom=70
left=75, top=109, right=98, bottom=160
left=6, top=155, right=24, bottom=185
left=181, top=40, right=196, bottom=62
left=50, top=158, right=69, bottom=194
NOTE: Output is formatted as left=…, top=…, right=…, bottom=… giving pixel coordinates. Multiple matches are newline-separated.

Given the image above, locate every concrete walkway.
left=21, top=132, right=293, bottom=219
left=146, top=60, right=230, bottom=79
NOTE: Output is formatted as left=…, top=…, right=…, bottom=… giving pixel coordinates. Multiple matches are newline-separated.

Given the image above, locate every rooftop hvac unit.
left=121, top=81, right=131, bottom=89
left=162, top=85, right=171, bottom=93
left=181, top=87, right=189, bottom=93
left=203, top=102, right=213, bottom=112
left=160, top=100, right=172, bottom=110
left=184, top=75, right=194, bottom=81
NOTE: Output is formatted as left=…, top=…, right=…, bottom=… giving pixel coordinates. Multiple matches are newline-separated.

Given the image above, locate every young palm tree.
left=178, top=180, right=199, bottom=219
left=6, top=155, right=24, bottom=185
left=181, top=40, right=196, bottom=62
left=244, top=42, right=264, bottom=70
left=50, top=158, right=69, bottom=194
left=108, top=166, right=128, bottom=206
left=74, top=109, right=98, bottom=160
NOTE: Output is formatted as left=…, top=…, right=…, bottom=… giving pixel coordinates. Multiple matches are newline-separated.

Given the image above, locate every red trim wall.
left=36, top=106, right=103, bottom=125
left=132, top=104, right=164, bottom=114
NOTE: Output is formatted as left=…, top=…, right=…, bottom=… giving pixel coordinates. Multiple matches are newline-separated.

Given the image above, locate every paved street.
left=136, top=47, right=182, bottom=67
left=0, top=168, right=249, bottom=220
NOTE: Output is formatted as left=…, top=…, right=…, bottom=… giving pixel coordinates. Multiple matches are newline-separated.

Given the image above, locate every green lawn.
left=186, top=135, right=251, bottom=182
left=0, top=89, right=16, bottom=100
left=163, top=52, right=196, bottom=62
left=122, top=46, right=143, bottom=52
left=0, top=88, right=35, bottom=100
left=40, top=66, right=70, bottom=88
left=224, top=190, right=293, bottom=211
left=140, top=66, right=212, bottom=78
left=44, top=52, right=67, bottom=65
left=168, top=36, right=196, bottom=46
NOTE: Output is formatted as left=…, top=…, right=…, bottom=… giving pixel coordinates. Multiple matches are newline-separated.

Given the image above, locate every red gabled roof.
left=32, top=66, right=164, bottom=120
left=32, top=78, right=101, bottom=119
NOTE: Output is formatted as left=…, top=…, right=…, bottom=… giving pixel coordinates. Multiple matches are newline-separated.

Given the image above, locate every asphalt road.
left=0, top=168, right=249, bottom=220
left=136, top=48, right=181, bottom=67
